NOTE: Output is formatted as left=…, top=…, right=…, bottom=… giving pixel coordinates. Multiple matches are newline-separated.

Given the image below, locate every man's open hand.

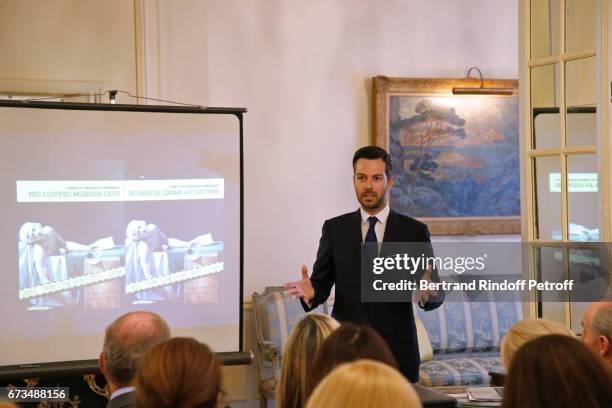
left=416, top=267, right=437, bottom=306
left=284, top=265, right=314, bottom=303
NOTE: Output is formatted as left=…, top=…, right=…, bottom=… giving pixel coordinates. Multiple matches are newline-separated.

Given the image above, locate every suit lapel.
left=380, top=210, right=399, bottom=258
left=352, top=209, right=362, bottom=243
left=382, top=209, right=398, bottom=243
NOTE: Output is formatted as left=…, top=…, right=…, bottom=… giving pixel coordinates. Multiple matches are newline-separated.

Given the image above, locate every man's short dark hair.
left=352, top=146, right=392, bottom=178
left=103, top=311, right=171, bottom=387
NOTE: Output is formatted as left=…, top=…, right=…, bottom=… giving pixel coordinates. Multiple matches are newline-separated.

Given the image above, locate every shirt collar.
left=360, top=202, right=390, bottom=224
left=110, top=386, right=135, bottom=400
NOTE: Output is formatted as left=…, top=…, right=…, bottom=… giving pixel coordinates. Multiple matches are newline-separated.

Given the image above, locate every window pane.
left=535, top=246, right=569, bottom=309
left=569, top=246, right=608, bottom=306
left=565, top=0, right=596, bottom=53
left=534, top=156, right=562, bottom=240
left=567, top=110, right=596, bottom=147
left=533, top=111, right=560, bottom=150
left=540, top=303, right=567, bottom=322
left=531, top=0, right=560, bottom=58
left=566, top=57, right=596, bottom=109
left=531, top=64, right=560, bottom=149
left=531, top=64, right=560, bottom=109
left=567, top=154, right=598, bottom=241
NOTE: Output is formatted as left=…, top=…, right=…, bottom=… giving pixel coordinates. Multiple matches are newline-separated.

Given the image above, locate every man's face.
left=582, top=303, right=612, bottom=364
left=353, top=158, right=393, bottom=213
left=581, top=308, right=600, bottom=353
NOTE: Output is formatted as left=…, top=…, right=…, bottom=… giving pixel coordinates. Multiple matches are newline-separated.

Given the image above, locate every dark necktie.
left=363, top=216, right=379, bottom=316
left=364, top=216, right=379, bottom=267
left=365, top=216, right=378, bottom=243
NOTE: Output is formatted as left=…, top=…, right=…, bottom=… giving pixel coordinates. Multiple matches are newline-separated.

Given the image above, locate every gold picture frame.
left=373, top=76, right=520, bottom=235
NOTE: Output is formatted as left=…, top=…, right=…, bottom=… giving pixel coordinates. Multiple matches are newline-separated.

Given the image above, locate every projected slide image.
left=18, top=220, right=223, bottom=311
left=0, top=106, right=242, bottom=364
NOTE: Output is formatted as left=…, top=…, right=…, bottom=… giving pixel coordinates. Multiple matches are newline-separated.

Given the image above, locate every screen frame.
left=0, top=100, right=247, bottom=372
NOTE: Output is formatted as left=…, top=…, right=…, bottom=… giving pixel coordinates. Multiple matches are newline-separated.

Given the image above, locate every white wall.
left=136, top=0, right=209, bottom=105
left=200, top=0, right=519, bottom=298
left=0, top=0, right=136, bottom=101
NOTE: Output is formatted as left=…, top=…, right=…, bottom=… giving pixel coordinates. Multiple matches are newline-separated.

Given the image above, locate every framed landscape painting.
left=373, top=76, right=520, bottom=235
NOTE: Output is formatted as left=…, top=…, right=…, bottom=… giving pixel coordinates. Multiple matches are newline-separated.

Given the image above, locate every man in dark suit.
left=285, top=146, right=444, bottom=382
left=99, top=311, right=171, bottom=408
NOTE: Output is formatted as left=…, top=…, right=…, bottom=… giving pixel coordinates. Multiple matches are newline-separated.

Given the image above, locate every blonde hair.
left=276, top=313, right=339, bottom=408
left=305, top=359, right=422, bottom=408
left=501, top=318, right=575, bottom=369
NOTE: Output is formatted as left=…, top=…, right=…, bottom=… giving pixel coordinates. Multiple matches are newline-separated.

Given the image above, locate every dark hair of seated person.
left=308, top=323, right=397, bottom=397
left=134, top=337, right=221, bottom=408
left=502, top=334, right=612, bottom=408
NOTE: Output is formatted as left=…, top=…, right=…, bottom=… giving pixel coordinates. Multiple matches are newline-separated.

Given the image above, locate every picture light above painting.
left=373, top=76, right=519, bottom=235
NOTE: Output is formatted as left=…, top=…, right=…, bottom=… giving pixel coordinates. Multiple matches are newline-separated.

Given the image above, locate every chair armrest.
left=259, top=341, right=282, bottom=383
left=259, top=341, right=280, bottom=360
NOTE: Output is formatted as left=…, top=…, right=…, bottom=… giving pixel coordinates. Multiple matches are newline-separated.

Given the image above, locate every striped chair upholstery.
left=417, top=295, right=523, bottom=387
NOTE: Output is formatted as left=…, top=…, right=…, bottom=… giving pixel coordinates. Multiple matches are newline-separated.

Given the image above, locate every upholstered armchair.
left=252, top=286, right=328, bottom=408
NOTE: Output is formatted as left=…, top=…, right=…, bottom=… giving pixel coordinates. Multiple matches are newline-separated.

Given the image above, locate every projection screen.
left=0, top=101, right=244, bottom=367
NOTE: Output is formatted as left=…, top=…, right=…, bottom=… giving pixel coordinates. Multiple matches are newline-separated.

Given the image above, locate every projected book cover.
left=17, top=179, right=225, bottom=311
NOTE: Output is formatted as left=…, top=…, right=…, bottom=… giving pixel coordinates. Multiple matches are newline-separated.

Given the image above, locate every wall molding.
left=0, top=77, right=104, bottom=99
left=134, top=0, right=162, bottom=102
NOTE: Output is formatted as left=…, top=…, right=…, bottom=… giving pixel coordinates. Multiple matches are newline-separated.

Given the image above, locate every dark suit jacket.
left=106, top=391, right=136, bottom=408
left=302, top=209, right=444, bottom=382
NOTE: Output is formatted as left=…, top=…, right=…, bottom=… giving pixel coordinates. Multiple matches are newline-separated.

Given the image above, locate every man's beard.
left=358, top=192, right=386, bottom=211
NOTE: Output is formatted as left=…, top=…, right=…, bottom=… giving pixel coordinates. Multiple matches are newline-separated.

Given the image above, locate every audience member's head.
left=306, top=359, right=422, bottom=408
left=99, top=311, right=171, bottom=392
left=582, top=301, right=612, bottom=366
left=135, top=337, right=221, bottom=408
left=276, top=313, right=339, bottom=408
left=500, top=318, right=575, bottom=369
left=309, top=323, right=397, bottom=397
left=502, top=334, right=612, bottom=408
left=0, top=402, right=18, bottom=408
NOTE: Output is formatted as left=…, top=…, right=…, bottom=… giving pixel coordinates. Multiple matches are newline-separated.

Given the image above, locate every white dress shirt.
left=110, top=386, right=135, bottom=401
left=359, top=203, right=390, bottom=242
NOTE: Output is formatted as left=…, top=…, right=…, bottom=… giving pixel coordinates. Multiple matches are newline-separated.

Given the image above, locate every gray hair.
left=592, top=307, right=612, bottom=341
left=103, top=311, right=171, bottom=387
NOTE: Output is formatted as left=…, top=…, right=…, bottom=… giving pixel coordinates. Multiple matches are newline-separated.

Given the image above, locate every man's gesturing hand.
left=284, top=265, right=315, bottom=304
left=416, top=266, right=437, bottom=307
